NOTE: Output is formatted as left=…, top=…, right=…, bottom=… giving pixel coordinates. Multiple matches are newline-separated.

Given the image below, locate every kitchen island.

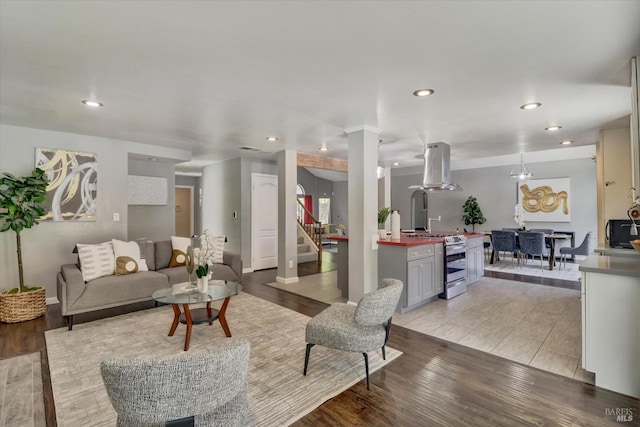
left=579, top=254, right=640, bottom=398
left=327, top=232, right=485, bottom=312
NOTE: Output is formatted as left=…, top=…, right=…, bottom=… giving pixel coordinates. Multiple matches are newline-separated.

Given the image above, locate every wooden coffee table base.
left=167, top=297, right=232, bottom=351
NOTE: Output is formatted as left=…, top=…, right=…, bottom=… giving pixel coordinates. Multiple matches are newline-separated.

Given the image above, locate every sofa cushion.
left=76, top=242, right=115, bottom=282
left=68, top=271, right=169, bottom=311
left=170, top=236, right=191, bottom=267
left=155, top=241, right=172, bottom=270
left=157, top=266, right=191, bottom=286
left=140, top=240, right=155, bottom=271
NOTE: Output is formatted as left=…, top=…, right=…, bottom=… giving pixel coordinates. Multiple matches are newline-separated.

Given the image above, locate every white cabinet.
left=581, top=267, right=640, bottom=398
left=466, top=236, right=485, bottom=285
left=379, top=243, right=443, bottom=313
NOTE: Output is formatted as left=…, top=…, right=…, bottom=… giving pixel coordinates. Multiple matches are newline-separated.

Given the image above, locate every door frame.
left=175, top=185, right=194, bottom=237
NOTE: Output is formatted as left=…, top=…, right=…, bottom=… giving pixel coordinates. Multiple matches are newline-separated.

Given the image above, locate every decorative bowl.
left=631, top=240, right=640, bottom=253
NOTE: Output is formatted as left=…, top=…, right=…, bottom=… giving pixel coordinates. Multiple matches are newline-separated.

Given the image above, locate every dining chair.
left=303, top=278, right=403, bottom=390
left=559, top=232, right=593, bottom=269
left=101, top=339, right=250, bottom=426
left=530, top=229, right=554, bottom=249
left=518, top=231, right=549, bottom=269
left=491, top=230, right=521, bottom=267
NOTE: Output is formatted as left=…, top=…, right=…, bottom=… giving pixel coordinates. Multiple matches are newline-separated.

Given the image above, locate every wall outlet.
left=288, top=260, right=293, bottom=268
left=113, top=213, right=120, bottom=222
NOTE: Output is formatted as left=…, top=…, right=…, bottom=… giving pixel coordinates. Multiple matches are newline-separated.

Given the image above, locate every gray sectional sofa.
left=57, top=240, right=242, bottom=330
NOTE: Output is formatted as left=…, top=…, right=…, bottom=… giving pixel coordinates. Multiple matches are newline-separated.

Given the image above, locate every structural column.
left=276, top=149, right=299, bottom=284
left=346, top=125, right=380, bottom=302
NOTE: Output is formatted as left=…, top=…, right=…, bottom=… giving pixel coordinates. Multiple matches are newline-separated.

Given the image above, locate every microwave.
left=606, top=219, right=637, bottom=248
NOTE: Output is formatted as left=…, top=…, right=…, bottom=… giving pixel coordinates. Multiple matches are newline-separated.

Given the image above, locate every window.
left=318, top=197, right=331, bottom=225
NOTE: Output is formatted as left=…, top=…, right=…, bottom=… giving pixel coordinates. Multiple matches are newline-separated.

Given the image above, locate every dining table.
left=485, top=231, right=570, bottom=271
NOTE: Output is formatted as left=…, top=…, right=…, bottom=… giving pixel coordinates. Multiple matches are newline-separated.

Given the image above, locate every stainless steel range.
left=440, top=234, right=467, bottom=299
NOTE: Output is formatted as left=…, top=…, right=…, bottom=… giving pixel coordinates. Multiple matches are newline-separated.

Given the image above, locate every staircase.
left=296, top=199, right=322, bottom=265
left=297, top=235, right=318, bottom=263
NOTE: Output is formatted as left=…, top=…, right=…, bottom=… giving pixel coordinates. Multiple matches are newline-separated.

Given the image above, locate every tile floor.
left=393, top=276, right=592, bottom=382
left=270, top=271, right=592, bottom=383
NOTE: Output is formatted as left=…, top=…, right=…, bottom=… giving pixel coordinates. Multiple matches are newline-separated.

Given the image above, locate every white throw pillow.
left=76, top=242, right=115, bottom=282
left=112, top=239, right=149, bottom=275
left=170, top=236, right=191, bottom=267
left=211, top=236, right=225, bottom=264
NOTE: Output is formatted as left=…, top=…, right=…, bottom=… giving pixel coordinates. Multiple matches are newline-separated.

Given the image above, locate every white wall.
left=201, top=158, right=242, bottom=254
left=0, top=124, right=190, bottom=300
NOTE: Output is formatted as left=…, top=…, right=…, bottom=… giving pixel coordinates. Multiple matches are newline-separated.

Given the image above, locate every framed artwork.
left=127, top=175, right=168, bottom=205
left=35, top=148, right=97, bottom=221
left=517, top=177, right=570, bottom=222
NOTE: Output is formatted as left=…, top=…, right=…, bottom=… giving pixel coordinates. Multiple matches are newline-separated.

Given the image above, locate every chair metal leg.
left=66, top=315, right=74, bottom=331
left=362, top=352, right=370, bottom=390
left=303, top=343, right=315, bottom=376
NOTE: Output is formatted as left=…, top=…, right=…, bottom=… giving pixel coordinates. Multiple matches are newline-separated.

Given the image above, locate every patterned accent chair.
left=100, top=339, right=250, bottom=427
left=491, top=230, right=521, bottom=267
left=303, top=278, right=403, bottom=390
left=559, top=231, right=593, bottom=269
left=519, top=231, right=549, bottom=269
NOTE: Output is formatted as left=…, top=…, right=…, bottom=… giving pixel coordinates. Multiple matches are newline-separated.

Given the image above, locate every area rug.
left=0, top=352, right=45, bottom=427
left=484, top=257, right=582, bottom=282
left=45, top=292, right=401, bottom=426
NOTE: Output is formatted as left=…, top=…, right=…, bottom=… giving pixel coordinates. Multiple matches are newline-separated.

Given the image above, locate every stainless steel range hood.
left=409, top=142, right=463, bottom=191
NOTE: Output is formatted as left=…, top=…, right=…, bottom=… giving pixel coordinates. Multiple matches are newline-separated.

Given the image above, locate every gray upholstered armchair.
left=100, top=339, right=250, bottom=427
left=303, top=278, right=403, bottom=390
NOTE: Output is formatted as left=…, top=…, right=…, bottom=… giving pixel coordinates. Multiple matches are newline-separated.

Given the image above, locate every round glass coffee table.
left=152, top=280, right=242, bottom=351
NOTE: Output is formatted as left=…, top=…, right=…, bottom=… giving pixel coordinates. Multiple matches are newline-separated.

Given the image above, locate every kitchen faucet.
left=427, top=215, right=441, bottom=233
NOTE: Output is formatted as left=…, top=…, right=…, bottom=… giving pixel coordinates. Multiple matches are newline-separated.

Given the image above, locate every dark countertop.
left=327, top=232, right=485, bottom=247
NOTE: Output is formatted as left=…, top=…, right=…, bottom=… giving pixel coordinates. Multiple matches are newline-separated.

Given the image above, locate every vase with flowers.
left=513, top=203, right=526, bottom=231
left=192, top=230, right=216, bottom=293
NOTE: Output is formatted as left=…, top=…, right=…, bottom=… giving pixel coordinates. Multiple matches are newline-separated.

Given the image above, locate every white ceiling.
left=1, top=1, right=639, bottom=173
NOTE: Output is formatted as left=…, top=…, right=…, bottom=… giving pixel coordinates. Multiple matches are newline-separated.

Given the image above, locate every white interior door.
left=251, top=173, right=278, bottom=270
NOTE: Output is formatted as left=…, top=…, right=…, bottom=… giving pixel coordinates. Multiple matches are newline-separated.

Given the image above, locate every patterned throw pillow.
left=76, top=242, right=115, bottom=282
left=112, top=239, right=149, bottom=275
left=211, top=236, right=225, bottom=264
left=170, top=236, right=191, bottom=267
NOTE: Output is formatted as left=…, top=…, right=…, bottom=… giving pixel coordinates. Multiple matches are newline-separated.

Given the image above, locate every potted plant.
left=462, top=196, right=486, bottom=232
left=0, top=168, right=49, bottom=323
left=377, top=207, right=391, bottom=239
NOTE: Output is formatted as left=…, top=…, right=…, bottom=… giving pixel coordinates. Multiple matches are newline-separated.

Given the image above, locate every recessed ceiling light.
left=266, top=136, right=278, bottom=142
left=520, top=102, right=542, bottom=110
left=560, top=140, right=574, bottom=145
left=392, top=162, right=400, bottom=166
left=413, top=89, right=435, bottom=97
left=82, top=100, right=103, bottom=107
left=319, top=146, right=328, bottom=151
left=545, top=125, right=562, bottom=131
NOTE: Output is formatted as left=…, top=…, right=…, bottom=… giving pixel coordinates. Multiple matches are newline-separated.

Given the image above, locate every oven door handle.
left=446, top=278, right=466, bottom=288
left=446, top=244, right=466, bottom=253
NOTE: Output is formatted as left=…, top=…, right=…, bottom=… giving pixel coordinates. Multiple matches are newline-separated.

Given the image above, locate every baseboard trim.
left=242, top=267, right=254, bottom=274
left=276, top=276, right=299, bottom=285
left=47, top=297, right=60, bottom=305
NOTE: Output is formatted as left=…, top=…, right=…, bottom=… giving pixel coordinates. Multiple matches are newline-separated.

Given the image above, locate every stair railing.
left=296, top=199, right=323, bottom=264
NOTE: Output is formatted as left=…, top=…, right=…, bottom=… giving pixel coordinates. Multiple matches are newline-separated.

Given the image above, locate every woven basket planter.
left=0, top=287, right=47, bottom=323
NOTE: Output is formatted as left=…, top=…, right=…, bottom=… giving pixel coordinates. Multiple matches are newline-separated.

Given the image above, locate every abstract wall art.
left=517, top=177, right=570, bottom=222
left=35, top=147, right=97, bottom=221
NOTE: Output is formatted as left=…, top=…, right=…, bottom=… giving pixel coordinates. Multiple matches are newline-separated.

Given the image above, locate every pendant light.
left=510, top=153, right=534, bottom=181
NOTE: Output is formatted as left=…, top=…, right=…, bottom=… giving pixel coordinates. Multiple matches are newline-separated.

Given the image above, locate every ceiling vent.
left=239, top=146, right=264, bottom=152
left=409, top=142, right=463, bottom=192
